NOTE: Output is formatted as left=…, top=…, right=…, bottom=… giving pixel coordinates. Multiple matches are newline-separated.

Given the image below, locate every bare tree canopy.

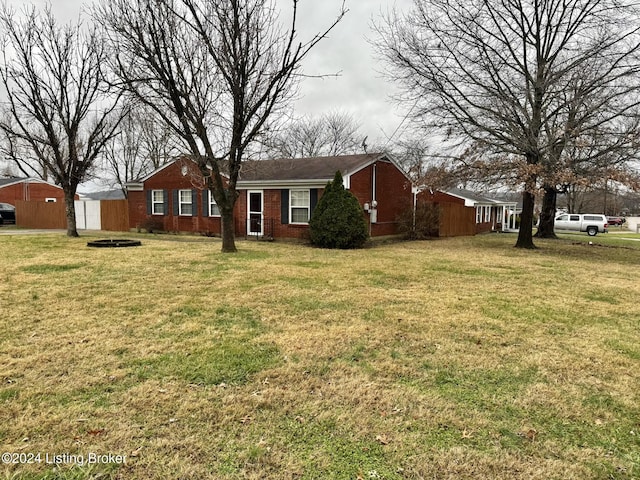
left=262, top=111, right=362, bottom=158
left=0, top=5, right=123, bottom=237
left=96, top=0, right=346, bottom=252
left=375, top=0, right=640, bottom=248
left=101, top=102, right=186, bottom=197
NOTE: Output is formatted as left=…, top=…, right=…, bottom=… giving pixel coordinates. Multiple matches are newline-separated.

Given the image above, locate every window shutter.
left=163, top=190, right=169, bottom=216
left=172, top=190, right=179, bottom=216
left=146, top=190, right=152, bottom=215
left=192, top=189, right=198, bottom=216
left=202, top=190, right=209, bottom=217
left=281, top=189, right=289, bottom=224
left=310, top=189, right=318, bottom=216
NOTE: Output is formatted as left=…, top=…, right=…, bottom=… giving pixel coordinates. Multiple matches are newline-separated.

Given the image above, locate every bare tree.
left=375, top=0, right=640, bottom=248
left=101, top=103, right=185, bottom=197
left=97, top=0, right=346, bottom=252
left=262, top=111, right=362, bottom=158
left=0, top=127, right=52, bottom=180
left=0, top=5, right=122, bottom=236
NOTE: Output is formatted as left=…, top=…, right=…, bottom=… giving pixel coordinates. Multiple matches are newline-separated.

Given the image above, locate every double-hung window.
left=178, top=189, right=193, bottom=216
left=290, top=190, right=310, bottom=224
left=209, top=193, right=220, bottom=217
left=151, top=190, right=165, bottom=215
left=484, top=206, right=491, bottom=222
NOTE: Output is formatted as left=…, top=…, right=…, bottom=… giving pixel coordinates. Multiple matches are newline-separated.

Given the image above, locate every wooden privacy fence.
left=16, top=199, right=129, bottom=232
left=15, top=200, right=66, bottom=229
left=100, top=200, right=129, bottom=232
left=438, top=202, right=476, bottom=237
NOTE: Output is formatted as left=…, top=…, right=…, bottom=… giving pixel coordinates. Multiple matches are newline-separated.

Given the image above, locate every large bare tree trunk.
left=516, top=191, right=536, bottom=249
left=535, top=186, right=558, bottom=239
left=220, top=207, right=237, bottom=253
left=64, top=189, right=79, bottom=237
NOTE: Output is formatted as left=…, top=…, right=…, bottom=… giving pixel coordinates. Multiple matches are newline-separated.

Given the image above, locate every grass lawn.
left=1, top=231, right=639, bottom=479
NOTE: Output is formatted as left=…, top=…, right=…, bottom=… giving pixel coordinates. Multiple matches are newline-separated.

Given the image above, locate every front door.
left=247, top=190, right=263, bottom=236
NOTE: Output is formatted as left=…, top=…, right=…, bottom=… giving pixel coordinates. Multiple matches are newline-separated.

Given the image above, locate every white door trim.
left=247, top=190, right=263, bottom=236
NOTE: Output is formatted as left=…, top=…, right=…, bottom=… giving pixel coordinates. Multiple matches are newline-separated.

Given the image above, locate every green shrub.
left=309, top=171, right=369, bottom=249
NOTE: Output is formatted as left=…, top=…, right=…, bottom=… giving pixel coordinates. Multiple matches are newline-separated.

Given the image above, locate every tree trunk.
left=515, top=190, right=536, bottom=249
left=220, top=208, right=237, bottom=253
left=534, top=186, right=558, bottom=239
left=64, top=188, right=79, bottom=237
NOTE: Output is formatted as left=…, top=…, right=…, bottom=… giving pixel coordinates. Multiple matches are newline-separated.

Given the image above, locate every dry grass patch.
left=1, top=233, right=639, bottom=479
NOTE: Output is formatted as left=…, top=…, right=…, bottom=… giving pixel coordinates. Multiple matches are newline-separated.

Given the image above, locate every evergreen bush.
left=309, top=171, right=369, bottom=249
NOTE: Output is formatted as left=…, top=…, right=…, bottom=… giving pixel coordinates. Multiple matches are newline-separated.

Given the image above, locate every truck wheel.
left=587, top=226, right=598, bottom=236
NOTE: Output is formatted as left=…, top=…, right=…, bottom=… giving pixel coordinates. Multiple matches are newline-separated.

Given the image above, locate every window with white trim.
left=178, top=189, right=193, bottom=216
left=290, top=189, right=310, bottom=224
left=151, top=190, right=165, bottom=215
left=484, top=206, right=491, bottom=222
left=475, top=206, right=482, bottom=223
left=209, top=192, right=220, bottom=217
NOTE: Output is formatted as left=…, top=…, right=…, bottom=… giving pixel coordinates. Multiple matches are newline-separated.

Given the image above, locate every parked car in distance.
left=607, top=216, right=625, bottom=226
left=0, top=202, right=16, bottom=225
left=554, top=213, right=608, bottom=236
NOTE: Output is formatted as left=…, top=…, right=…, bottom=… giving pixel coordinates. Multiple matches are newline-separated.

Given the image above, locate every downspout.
left=372, top=163, right=377, bottom=205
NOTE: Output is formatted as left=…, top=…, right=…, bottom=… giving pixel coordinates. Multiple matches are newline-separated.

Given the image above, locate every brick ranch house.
left=125, top=152, right=414, bottom=239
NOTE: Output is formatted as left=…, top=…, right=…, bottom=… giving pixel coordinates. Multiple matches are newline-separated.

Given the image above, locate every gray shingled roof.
left=447, top=188, right=500, bottom=204
left=238, top=153, right=384, bottom=182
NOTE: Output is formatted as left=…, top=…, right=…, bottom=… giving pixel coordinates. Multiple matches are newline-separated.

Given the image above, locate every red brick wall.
left=128, top=161, right=223, bottom=235
left=0, top=181, right=71, bottom=204
left=350, top=160, right=413, bottom=236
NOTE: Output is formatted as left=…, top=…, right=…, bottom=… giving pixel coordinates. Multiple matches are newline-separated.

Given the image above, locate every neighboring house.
left=417, top=188, right=519, bottom=233
left=0, top=177, right=71, bottom=204
left=438, top=188, right=519, bottom=233
left=125, top=153, right=414, bottom=238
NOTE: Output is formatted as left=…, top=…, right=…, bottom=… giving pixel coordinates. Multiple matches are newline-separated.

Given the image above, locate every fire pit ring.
left=87, top=239, right=142, bottom=248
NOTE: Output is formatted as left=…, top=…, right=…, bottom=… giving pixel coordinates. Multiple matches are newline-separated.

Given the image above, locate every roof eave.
left=237, top=179, right=331, bottom=189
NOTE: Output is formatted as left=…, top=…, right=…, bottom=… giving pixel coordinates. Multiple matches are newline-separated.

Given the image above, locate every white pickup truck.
left=554, top=213, right=608, bottom=236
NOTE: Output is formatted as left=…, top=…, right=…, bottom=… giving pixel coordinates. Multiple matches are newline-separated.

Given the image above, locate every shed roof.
left=0, top=177, right=27, bottom=188
left=0, top=177, right=58, bottom=189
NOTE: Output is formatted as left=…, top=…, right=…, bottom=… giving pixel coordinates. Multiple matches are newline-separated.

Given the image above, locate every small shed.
left=0, top=177, right=68, bottom=204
